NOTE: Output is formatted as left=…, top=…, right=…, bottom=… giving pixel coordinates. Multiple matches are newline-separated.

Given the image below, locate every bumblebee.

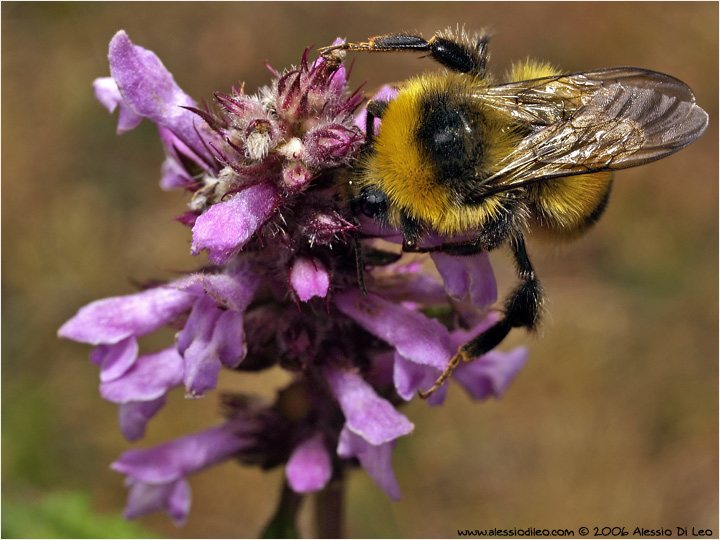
left=319, top=29, right=708, bottom=398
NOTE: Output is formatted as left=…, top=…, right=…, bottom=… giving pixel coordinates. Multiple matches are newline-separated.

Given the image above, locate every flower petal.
left=160, top=156, right=193, bottom=191
left=286, top=434, right=332, bottom=493
left=58, top=287, right=195, bottom=345
left=431, top=251, right=497, bottom=309
left=392, top=353, right=449, bottom=405
left=177, top=296, right=224, bottom=396
left=213, top=309, right=247, bottom=368
left=324, top=366, right=413, bottom=445
left=392, top=352, right=425, bottom=401
left=337, top=426, right=401, bottom=500
left=454, top=347, right=529, bottom=400
left=124, top=477, right=191, bottom=526
left=112, top=423, right=250, bottom=484
left=334, top=289, right=453, bottom=370
left=100, top=347, right=184, bottom=403
left=93, top=77, right=142, bottom=133
left=107, top=31, right=215, bottom=167
left=290, top=257, right=330, bottom=301
left=118, top=397, right=167, bottom=442
left=174, top=263, right=260, bottom=312
left=158, top=126, right=206, bottom=190
left=190, top=183, right=279, bottom=264
left=90, top=337, right=139, bottom=382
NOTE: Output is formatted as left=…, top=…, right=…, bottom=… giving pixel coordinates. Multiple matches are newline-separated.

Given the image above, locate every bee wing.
left=476, top=68, right=709, bottom=190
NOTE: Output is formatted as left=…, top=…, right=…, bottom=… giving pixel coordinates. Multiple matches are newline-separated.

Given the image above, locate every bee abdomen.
left=528, top=172, right=614, bottom=240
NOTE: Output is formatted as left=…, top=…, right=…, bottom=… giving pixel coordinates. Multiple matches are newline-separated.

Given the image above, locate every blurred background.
left=3, top=2, right=717, bottom=538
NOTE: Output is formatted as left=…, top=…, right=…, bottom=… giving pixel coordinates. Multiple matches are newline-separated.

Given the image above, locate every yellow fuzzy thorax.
left=359, top=71, right=519, bottom=235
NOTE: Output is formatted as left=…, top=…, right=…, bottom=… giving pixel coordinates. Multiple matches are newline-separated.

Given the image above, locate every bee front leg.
left=419, top=234, right=542, bottom=398
left=320, top=30, right=490, bottom=76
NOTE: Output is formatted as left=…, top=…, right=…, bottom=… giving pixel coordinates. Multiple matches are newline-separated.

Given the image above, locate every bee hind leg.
left=418, top=234, right=542, bottom=398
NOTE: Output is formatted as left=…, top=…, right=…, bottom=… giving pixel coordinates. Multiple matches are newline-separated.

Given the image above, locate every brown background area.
left=3, top=2, right=718, bottom=538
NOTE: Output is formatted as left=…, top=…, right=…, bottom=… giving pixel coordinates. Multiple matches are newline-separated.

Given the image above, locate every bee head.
left=356, top=186, right=389, bottom=222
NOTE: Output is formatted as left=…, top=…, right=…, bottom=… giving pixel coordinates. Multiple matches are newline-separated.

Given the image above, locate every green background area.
left=3, top=2, right=717, bottom=538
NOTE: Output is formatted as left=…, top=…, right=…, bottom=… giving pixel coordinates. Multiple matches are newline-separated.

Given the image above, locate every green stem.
left=260, top=480, right=303, bottom=539
left=315, top=478, right=344, bottom=538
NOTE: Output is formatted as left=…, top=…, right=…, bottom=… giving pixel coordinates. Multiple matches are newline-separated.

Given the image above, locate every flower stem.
left=261, top=480, right=303, bottom=539
left=315, top=478, right=344, bottom=538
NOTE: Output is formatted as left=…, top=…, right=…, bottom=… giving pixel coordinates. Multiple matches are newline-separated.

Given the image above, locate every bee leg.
left=362, top=99, right=389, bottom=154
left=419, top=234, right=542, bottom=398
left=351, top=100, right=392, bottom=295
left=350, top=213, right=367, bottom=295
left=320, top=31, right=490, bottom=76
left=468, top=234, right=542, bottom=352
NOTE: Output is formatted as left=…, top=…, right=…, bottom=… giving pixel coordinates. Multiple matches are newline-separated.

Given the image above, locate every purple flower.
left=337, top=426, right=401, bottom=501
left=289, top=257, right=331, bottom=302
left=105, top=30, right=218, bottom=169
left=100, top=347, right=184, bottom=441
left=190, top=183, right=280, bottom=264
left=60, top=31, right=530, bottom=528
left=58, top=286, right=195, bottom=346
left=286, top=434, right=332, bottom=493
left=112, top=423, right=252, bottom=525
left=324, top=365, right=412, bottom=499
left=451, top=323, right=529, bottom=400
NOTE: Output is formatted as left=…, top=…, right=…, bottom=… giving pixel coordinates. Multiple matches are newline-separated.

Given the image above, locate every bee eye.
left=358, top=187, right=388, bottom=219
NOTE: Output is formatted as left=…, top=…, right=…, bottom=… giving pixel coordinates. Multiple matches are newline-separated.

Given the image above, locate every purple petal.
left=190, top=183, right=279, bottom=264
left=286, top=434, right=332, bottom=493
left=93, top=77, right=142, bottom=133
left=392, top=353, right=449, bottom=405
left=158, top=127, right=206, bottom=189
left=334, top=289, right=453, bottom=370
left=372, top=270, right=448, bottom=306
left=392, top=352, right=425, bottom=401
left=124, top=477, right=191, bottom=526
left=58, top=286, right=195, bottom=345
left=93, top=77, right=121, bottom=112
left=90, top=337, right=139, bottom=382
left=174, top=264, right=260, bottom=312
left=107, top=31, right=216, bottom=167
left=118, top=397, right=167, bottom=442
left=394, top=354, right=449, bottom=405
left=177, top=296, right=224, bottom=396
left=100, top=347, right=184, bottom=403
left=213, top=309, right=247, bottom=367
left=290, top=257, right=330, bottom=301
left=431, top=251, right=497, bottom=309
left=337, top=426, right=401, bottom=500
left=454, top=347, right=529, bottom=400
left=176, top=295, right=246, bottom=396
left=324, top=366, right=413, bottom=445
left=112, top=423, right=250, bottom=484
left=160, top=155, right=193, bottom=190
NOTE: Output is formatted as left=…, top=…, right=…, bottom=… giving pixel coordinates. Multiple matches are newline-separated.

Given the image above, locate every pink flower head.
left=60, top=32, right=529, bottom=528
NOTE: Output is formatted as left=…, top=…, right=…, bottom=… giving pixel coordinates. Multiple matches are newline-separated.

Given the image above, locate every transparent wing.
left=474, top=68, right=709, bottom=191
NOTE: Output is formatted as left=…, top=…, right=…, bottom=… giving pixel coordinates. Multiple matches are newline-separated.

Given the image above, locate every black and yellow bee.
left=320, top=29, right=708, bottom=397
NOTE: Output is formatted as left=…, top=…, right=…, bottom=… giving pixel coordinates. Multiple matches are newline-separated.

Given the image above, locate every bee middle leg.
left=417, top=233, right=542, bottom=398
